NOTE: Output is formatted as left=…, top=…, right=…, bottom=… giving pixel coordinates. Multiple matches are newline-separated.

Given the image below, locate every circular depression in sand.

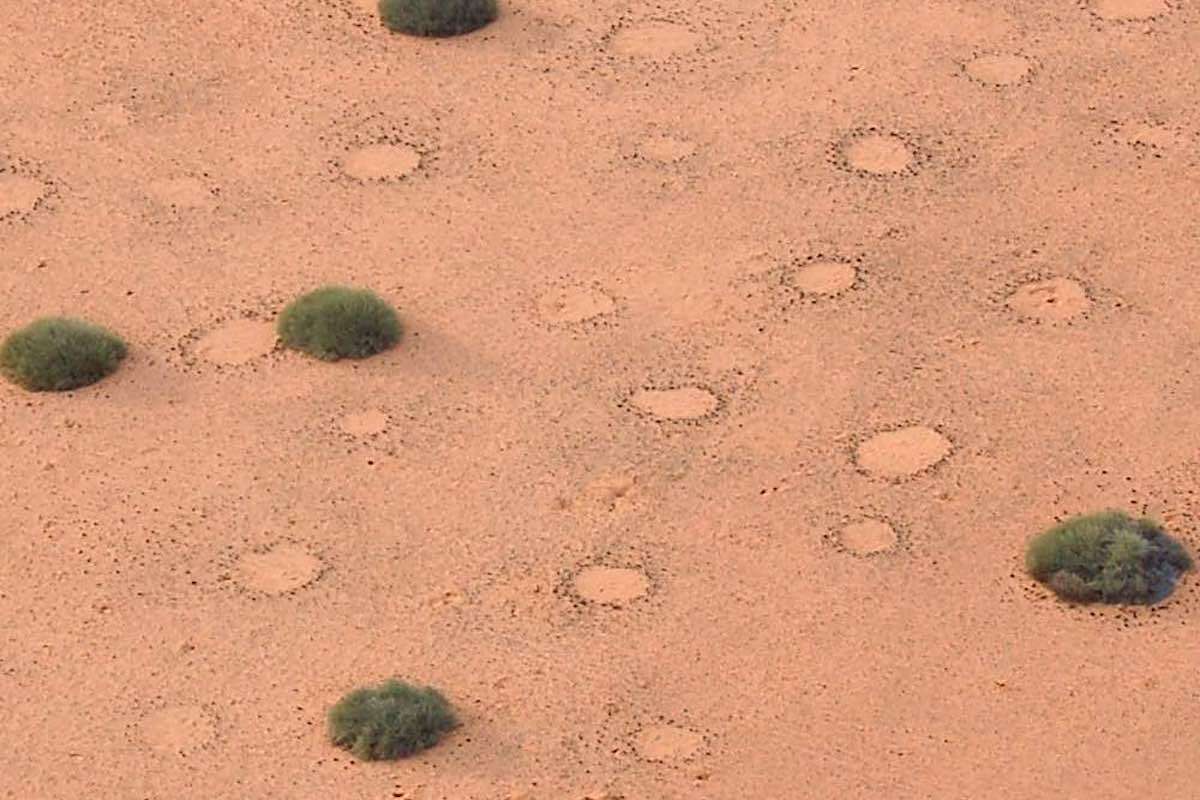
left=0, top=174, right=48, bottom=219
left=840, top=132, right=916, bottom=175
left=964, top=53, right=1034, bottom=86
left=608, top=22, right=704, bottom=58
left=140, top=705, right=217, bottom=754
left=574, top=566, right=650, bottom=604
left=789, top=259, right=857, bottom=295
left=838, top=519, right=899, bottom=555
left=637, top=135, right=697, bottom=164
left=148, top=177, right=216, bottom=210
left=235, top=544, right=324, bottom=595
left=1007, top=277, right=1090, bottom=322
left=635, top=725, right=703, bottom=761
left=340, top=409, right=389, bottom=436
left=537, top=286, right=616, bottom=325
left=631, top=386, right=719, bottom=420
left=342, top=143, right=422, bottom=181
left=856, top=426, right=951, bottom=479
left=1092, top=0, right=1170, bottom=19
left=193, top=319, right=277, bottom=365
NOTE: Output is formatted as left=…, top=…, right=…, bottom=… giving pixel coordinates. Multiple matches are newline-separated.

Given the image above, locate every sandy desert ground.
left=3, top=0, right=1200, bottom=797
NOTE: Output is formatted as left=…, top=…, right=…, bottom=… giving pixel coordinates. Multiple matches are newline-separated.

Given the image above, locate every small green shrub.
left=0, top=316, right=127, bottom=391
left=277, top=286, right=400, bottom=362
left=378, top=0, right=497, bottom=37
left=328, top=679, right=457, bottom=761
left=1026, top=511, right=1192, bottom=604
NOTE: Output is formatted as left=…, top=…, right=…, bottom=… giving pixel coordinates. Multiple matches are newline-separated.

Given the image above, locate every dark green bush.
left=277, top=286, right=400, bottom=362
left=378, top=0, right=497, bottom=37
left=328, top=679, right=457, bottom=761
left=0, top=317, right=127, bottom=391
left=1026, top=511, right=1192, bottom=604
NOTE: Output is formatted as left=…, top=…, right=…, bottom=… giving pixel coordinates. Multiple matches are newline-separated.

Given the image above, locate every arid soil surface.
left=3, top=1, right=1200, bottom=798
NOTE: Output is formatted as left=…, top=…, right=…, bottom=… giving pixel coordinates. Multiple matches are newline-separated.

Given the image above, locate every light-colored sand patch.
left=609, top=22, right=704, bottom=58
left=1114, top=120, right=1182, bottom=150
left=1007, top=277, right=1090, bottom=322
left=0, top=174, right=48, bottom=218
left=140, top=705, right=217, bottom=754
left=857, top=426, right=951, bottom=479
left=340, top=409, right=389, bottom=436
left=148, top=176, right=216, bottom=210
left=342, top=143, right=421, bottom=181
left=631, top=386, right=719, bottom=420
left=537, top=285, right=616, bottom=324
left=353, top=0, right=378, bottom=13
left=637, top=135, right=697, bottom=163
left=574, top=566, right=649, bottom=603
left=790, top=259, right=857, bottom=294
left=635, top=724, right=703, bottom=761
left=235, top=544, right=324, bottom=595
left=583, top=472, right=638, bottom=506
left=842, top=133, right=915, bottom=175
left=964, top=53, right=1033, bottom=86
left=193, top=319, right=277, bottom=365
left=839, top=519, right=899, bottom=555
left=1092, top=0, right=1170, bottom=19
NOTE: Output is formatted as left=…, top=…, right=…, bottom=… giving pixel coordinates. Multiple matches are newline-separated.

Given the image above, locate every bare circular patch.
left=340, top=409, right=389, bottom=436
left=140, top=705, right=218, bottom=755
left=574, top=566, right=650, bottom=604
left=789, top=259, right=857, bottom=295
left=637, top=135, right=697, bottom=164
left=964, top=53, right=1034, bottom=86
left=193, top=319, right=277, bottom=365
left=1092, top=0, right=1170, bottom=19
left=342, top=143, right=421, bottom=182
left=631, top=386, right=719, bottom=420
left=841, top=132, right=916, bottom=175
left=608, top=22, right=704, bottom=58
left=1007, top=277, right=1090, bottom=322
left=856, top=426, right=951, bottom=480
left=148, top=176, right=217, bottom=210
left=537, top=285, right=616, bottom=325
left=635, top=725, right=704, bottom=761
left=235, top=544, right=324, bottom=595
left=0, top=174, right=48, bottom=219
left=838, top=519, right=899, bottom=555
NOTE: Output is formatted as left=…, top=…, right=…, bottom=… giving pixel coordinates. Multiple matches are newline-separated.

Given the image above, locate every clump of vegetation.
left=0, top=317, right=127, bottom=391
left=328, top=679, right=458, bottom=761
left=1026, top=511, right=1192, bottom=604
left=378, top=0, right=498, bottom=37
left=277, top=286, right=401, bottom=362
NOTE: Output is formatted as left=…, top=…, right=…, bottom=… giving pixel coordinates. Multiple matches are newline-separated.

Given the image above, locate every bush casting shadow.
left=1026, top=511, right=1192, bottom=604
left=378, top=0, right=497, bottom=37
left=0, top=317, right=127, bottom=391
left=328, top=679, right=457, bottom=760
left=277, top=286, right=401, bottom=361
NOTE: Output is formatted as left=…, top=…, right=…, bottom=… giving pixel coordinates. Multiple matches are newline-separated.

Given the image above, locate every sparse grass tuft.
left=1026, top=511, right=1192, bottom=604
left=378, top=0, right=497, bottom=37
left=0, top=317, right=127, bottom=391
left=328, top=679, right=457, bottom=761
left=277, top=286, right=401, bottom=362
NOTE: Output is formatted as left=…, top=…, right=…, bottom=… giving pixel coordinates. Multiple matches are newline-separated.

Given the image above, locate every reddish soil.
left=3, top=1, right=1200, bottom=798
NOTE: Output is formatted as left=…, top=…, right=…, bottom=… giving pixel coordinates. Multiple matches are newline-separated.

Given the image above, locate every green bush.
left=0, top=317, right=127, bottom=391
left=277, top=286, right=400, bottom=362
left=1026, top=511, right=1192, bottom=604
left=328, top=679, right=457, bottom=761
left=378, top=0, right=497, bottom=37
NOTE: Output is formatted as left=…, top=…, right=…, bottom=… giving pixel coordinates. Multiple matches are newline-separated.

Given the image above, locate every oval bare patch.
left=140, top=705, right=218, bottom=755
left=193, top=319, right=277, bottom=366
left=235, top=544, right=324, bottom=595
left=842, top=133, right=915, bottom=175
left=856, top=426, right=951, bottom=479
left=1007, top=277, right=1090, bottom=322
left=789, top=260, right=857, bottom=295
left=631, top=386, right=719, bottom=420
left=537, top=286, right=616, bottom=325
left=574, top=566, right=650, bottom=604
left=0, top=174, right=48, bottom=219
left=964, top=53, right=1033, bottom=86
left=342, top=143, right=421, bottom=181
left=635, top=725, right=703, bottom=761
left=609, top=22, right=704, bottom=58
left=839, top=519, right=899, bottom=555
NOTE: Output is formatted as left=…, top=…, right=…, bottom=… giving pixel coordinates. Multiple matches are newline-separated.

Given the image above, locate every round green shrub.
left=277, top=286, right=401, bottom=362
left=328, top=679, right=457, bottom=761
left=0, top=316, right=127, bottom=391
left=1026, top=511, right=1192, bottom=604
left=378, top=0, right=497, bottom=37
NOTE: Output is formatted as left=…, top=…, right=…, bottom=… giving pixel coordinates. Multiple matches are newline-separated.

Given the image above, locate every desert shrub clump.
left=1026, top=511, right=1192, bottom=604
left=378, top=0, right=497, bottom=37
left=277, top=286, right=401, bottom=362
left=0, top=317, right=127, bottom=391
left=328, top=679, right=458, bottom=761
